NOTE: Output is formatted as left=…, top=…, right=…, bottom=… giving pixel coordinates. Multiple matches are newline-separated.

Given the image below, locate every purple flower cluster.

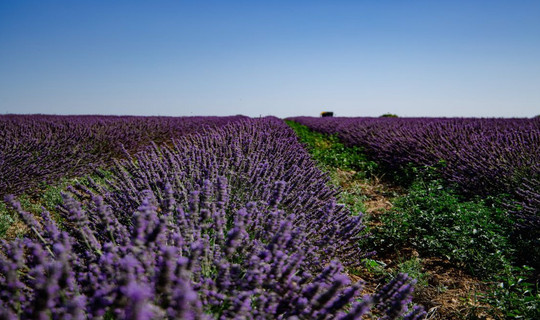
left=0, top=114, right=247, bottom=196
left=0, top=117, right=424, bottom=319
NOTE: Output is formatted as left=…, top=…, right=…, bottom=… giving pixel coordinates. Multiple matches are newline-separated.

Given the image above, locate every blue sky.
left=1, top=0, right=539, bottom=118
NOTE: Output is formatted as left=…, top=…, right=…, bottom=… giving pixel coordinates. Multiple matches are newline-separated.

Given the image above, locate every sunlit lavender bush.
left=0, top=117, right=424, bottom=319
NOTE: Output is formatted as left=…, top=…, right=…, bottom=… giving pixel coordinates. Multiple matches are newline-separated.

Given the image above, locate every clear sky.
left=1, top=0, right=539, bottom=118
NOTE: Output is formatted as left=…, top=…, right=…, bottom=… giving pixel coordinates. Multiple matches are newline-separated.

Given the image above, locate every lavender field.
left=0, top=116, right=425, bottom=319
left=1, top=114, right=539, bottom=319
left=3, top=0, right=539, bottom=318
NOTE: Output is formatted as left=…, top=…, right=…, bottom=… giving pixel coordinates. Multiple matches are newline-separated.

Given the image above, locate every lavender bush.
left=0, top=117, right=424, bottom=319
left=0, top=114, right=247, bottom=196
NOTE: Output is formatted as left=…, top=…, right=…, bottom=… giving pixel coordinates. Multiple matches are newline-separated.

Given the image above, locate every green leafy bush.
left=394, top=257, right=429, bottom=289
left=484, top=265, right=540, bottom=319
left=0, top=204, right=14, bottom=238
left=373, top=178, right=513, bottom=277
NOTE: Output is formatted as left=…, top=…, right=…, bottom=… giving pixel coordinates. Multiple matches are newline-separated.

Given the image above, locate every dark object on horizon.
left=380, top=113, right=399, bottom=118
left=321, top=111, right=334, bottom=117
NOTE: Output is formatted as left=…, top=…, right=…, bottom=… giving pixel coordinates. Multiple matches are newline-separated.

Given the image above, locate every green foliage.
left=388, top=160, right=449, bottom=191
left=362, top=257, right=429, bottom=289
left=362, top=258, right=387, bottom=275
left=484, top=265, right=540, bottom=319
left=380, top=113, right=399, bottom=118
left=394, top=257, right=429, bottom=289
left=335, top=184, right=368, bottom=216
left=373, top=178, right=513, bottom=277
left=0, top=202, right=14, bottom=238
left=286, top=120, right=378, bottom=176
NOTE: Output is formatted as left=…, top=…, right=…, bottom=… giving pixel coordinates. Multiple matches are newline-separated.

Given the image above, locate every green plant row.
left=285, top=120, right=378, bottom=176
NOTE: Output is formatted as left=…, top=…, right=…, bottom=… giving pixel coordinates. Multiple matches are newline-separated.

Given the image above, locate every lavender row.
left=0, top=114, right=247, bottom=196
left=287, top=116, right=539, bottom=198
left=0, top=117, right=424, bottom=319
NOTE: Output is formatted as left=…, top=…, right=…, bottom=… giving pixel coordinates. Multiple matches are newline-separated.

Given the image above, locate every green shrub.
left=484, top=265, right=540, bottom=319
left=373, top=178, right=513, bottom=277
left=394, top=257, right=429, bottom=288
left=0, top=203, right=14, bottom=238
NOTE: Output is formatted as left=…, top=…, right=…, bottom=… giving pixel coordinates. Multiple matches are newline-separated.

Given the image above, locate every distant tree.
left=380, top=113, right=398, bottom=118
